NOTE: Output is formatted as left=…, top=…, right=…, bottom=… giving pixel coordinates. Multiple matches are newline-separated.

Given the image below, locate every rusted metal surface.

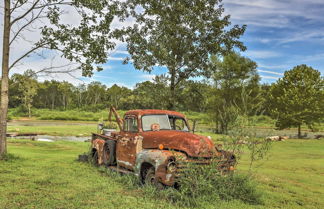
left=90, top=108, right=236, bottom=186
left=141, top=130, right=216, bottom=158
left=108, top=106, right=123, bottom=131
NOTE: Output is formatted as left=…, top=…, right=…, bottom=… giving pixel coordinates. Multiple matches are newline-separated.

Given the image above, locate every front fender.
left=135, top=149, right=186, bottom=186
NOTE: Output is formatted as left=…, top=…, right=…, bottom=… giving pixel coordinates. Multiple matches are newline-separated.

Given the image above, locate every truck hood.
left=141, top=130, right=216, bottom=158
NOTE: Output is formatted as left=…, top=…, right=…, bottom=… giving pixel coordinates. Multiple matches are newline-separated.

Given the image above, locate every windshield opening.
left=142, top=115, right=171, bottom=131
left=142, top=114, right=189, bottom=132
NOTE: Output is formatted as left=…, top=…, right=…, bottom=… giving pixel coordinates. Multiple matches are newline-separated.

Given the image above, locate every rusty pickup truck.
left=90, top=108, right=235, bottom=187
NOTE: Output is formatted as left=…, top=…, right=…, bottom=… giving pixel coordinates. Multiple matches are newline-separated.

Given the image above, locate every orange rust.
left=90, top=108, right=236, bottom=186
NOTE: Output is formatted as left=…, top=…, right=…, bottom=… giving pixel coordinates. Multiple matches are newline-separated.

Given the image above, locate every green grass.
left=0, top=140, right=176, bottom=209
left=7, top=121, right=97, bottom=136
left=238, top=139, right=324, bottom=209
left=8, top=108, right=127, bottom=121
left=1, top=139, right=323, bottom=208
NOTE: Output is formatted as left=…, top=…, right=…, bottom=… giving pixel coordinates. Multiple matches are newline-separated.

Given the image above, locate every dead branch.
left=10, top=6, right=47, bottom=45
left=8, top=41, right=48, bottom=71
left=10, top=0, right=42, bottom=26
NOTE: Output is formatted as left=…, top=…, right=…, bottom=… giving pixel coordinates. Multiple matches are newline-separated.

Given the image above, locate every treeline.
left=6, top=53, right=266, bottom=133
left=4, top=54, right=324, bottom=136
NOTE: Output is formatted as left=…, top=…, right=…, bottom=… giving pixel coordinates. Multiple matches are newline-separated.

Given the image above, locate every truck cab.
left=90, top=109, right=235, bottom=186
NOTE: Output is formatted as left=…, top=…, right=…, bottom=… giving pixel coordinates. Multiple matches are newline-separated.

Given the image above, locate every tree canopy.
left=208, top=52, right=261, bottom=134
left=269, top=65, right=324, bottom=138
left=1, top=0, right=118, bottom=156
left=116, top=0, right=246, bottom=109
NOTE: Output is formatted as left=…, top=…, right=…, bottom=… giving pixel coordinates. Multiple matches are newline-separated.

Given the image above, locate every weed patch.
left=0, top=153, right=21, bottom=161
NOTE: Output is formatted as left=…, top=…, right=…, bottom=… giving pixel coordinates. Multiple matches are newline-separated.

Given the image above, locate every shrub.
left=144, top=160, right=263, bottom=208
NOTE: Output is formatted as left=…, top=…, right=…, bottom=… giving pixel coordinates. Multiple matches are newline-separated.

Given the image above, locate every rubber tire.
left=144, top=167, right=164, bottom=190
left=103, top=140, right=116, bottom=166
left=91, top=150, right=99, bottom=166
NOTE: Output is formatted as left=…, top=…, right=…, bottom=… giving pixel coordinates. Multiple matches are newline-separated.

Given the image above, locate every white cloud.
left=260, top=75, right=280, bottom=80
left=245, top=50, right=282, bottom=59
left=258, top=69, right=284, bottom=76
left=258, top=63, right=291, bottom=70
left=140, top=74, right=156, bottom=81
left=108, top=57, right=125, bottom=61
left=224, top=0, right=324, bottom=28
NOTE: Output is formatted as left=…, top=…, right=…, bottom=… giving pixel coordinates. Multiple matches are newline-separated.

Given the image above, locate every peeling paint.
left=90, top=109, right=236, bottom=186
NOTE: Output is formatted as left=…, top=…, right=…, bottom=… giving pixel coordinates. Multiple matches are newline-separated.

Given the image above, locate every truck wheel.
left=90, top=150, right=99, bottom=166
left=103, top=140, right=116, bottom=166
left=144, top=167, right=164, bottom=190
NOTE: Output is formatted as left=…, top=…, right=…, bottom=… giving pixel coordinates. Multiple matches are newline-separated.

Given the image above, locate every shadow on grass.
left=0, top=153, right=23, bottom=162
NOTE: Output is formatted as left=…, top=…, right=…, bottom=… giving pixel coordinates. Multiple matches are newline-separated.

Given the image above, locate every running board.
left=107, top=166, right=137, bottom=175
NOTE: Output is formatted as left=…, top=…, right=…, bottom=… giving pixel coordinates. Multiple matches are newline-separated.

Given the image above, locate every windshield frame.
left=141, top=114, right=190, bottom=132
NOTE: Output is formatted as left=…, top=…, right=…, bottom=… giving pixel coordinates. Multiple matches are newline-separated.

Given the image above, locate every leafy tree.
left=107, top=84, right=132, bottom=109
left=269, top=65, right=324, bottom=138
left=208, top=52, right=261, bottom=134
left=86, top=82, right=107, bottom=107
left=1, top=0, right=117, bottom=156
left=178, top=80, right=210, bottom=112
left=11, top=70, right=38, bottom=117
left=117, top=0, right=246, bottom=109
left=132, top=76, right=170, bottom=109
left=58, top=81, right=75, bottom=110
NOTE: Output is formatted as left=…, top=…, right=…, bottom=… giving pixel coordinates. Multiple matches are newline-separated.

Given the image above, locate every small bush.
left=144, top=161, right=263, bottom=208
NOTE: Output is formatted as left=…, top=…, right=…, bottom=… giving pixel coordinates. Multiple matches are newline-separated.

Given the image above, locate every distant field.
left=1, top=139, right=323, bottom=209
left=7, top=120, right=97, bottom=136
left=8, top=109, right=324, bottom=138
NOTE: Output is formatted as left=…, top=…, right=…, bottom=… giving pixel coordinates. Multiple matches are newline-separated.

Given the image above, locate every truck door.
left=116, top=115, right=142, bottom=170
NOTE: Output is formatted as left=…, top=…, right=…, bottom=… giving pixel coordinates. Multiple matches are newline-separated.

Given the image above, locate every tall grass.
left=8, top=108, right=127, bottom=121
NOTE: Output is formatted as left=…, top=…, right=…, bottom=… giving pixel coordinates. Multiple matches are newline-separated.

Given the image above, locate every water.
left=8, top=135, right=90, bottom=142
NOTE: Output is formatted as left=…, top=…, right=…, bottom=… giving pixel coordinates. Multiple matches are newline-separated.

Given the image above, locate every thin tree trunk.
left=0, top=0, right=11, bottom=157
left=28, top=104, right=31, bottom=118
left=168, top=68, right=176, bottom=110
left=298, top=124, right=301, bottom=139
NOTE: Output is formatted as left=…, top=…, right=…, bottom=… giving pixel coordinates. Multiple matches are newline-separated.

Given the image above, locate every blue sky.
left=2, top=0, right=324, bottom=88
left=82, top=0, right=324, bottom=87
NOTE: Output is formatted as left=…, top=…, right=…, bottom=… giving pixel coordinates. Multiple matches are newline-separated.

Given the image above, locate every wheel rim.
left=145, top=173, right=155, bottom=185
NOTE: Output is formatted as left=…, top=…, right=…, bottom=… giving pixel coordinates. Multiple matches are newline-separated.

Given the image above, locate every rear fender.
left=91, top=138, right=105, bottom=165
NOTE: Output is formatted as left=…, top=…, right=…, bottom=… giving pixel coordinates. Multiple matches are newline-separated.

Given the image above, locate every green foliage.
left=10, top=70, right=39, bottom=117
left=156, top=167, right=262, bottom=208
left=116, top=0, right=246, bottom=108
left=207, top=52, right=262, bottom=134
left=40, top=0, right=118, bottom=76
left=0, top=153, right=21, bottom=161
left=269, top=65, right=324, bottom=137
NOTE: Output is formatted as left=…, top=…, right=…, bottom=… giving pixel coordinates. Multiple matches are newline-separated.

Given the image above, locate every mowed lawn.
left=0, top=139, right=323, bottom=209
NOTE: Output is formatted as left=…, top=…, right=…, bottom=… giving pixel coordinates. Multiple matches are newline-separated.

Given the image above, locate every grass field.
left=1, top=139, right=323, bottom=209
left=7, top=108, right=324, bottom=139
left=7, top=120, right=97, bottom=136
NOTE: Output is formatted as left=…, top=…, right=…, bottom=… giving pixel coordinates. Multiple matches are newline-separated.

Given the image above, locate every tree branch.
left=10, top=0, right=41, bottom=26
left=10, top=0, right=26, bottom=14
left=10, top=6, right=46, bottom=46
left=8, top=42, right=48, bottom=71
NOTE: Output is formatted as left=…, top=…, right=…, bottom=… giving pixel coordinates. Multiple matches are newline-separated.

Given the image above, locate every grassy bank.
left=7, top=120, right=97, bottom=136
left=1, top=139, right=323, bottom=208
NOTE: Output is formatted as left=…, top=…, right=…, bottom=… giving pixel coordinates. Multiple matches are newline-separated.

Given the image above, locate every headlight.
left=167, top=161, right=177, bottom=173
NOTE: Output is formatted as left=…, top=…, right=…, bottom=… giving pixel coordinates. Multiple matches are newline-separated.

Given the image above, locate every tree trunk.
left=168, top=68, right=176, bottom=110
left=28, top=104, right=31, bottom=118
left=0, top=0, right=11, bottom=157
left=298, top=124, right=301, bottom=139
